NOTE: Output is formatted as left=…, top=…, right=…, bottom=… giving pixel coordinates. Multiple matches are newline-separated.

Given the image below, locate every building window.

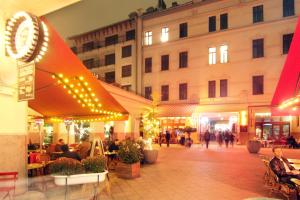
left=209, top=16, right=216, bottom=32
left=253, top=5, right=264, bottom=23
left=209, top=47, right=217, bottom=65
left=161, top=85, right=169, bottom=101
left=208, top=81, right=216, bottom=98
left=126, top=29, right=135, bottom=41
left=145, top=57, right=152, bottom=73
left=144, top=31, right=152, bottom=45
left=121, top=85, right=131, bottom=91
left=83, top=58, right=94, bottom=69
left=179, top=83, right=188, bottom=100
left=105, top=34, right=118, bottom=46
left=161, top=27, right=169, bottom=42
left=105, top=71, right=115, bottom=83
left=161, top=55, right=169, bottom=71
left=105, top=53, right=115, bottom=65
left=220, top=45, right=228, bottom=64
left=253, top=75, right=264, bottom=95
left=122, top=65, right=132, bottom=77
left=283, top=0, right=295, bottom=17
left=145, top=86, right=152, bottom=100
left=70, top=46, right=77, bottom=54
left=122, top=45, right=132, bottom=58
left=252, top=39, right=264, bottom=58
left=179, top=23, right=188, bottom=38
left=283, top=33, right=294, bottom=54
left=220, top=13, right=228, bottom=30
left=179, top=51, right=188, bottom=68
left=82, top=41, right=94, bottom=52
left=220, top=79, right=228, bottom=97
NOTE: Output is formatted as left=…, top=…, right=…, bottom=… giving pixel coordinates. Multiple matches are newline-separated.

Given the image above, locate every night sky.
left=46, top=0, right=189, bottom=39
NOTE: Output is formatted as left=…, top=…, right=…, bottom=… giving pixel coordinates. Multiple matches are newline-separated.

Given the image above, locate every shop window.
left=179, top=51, right=188, bottom=68
left=161, top=85, right=169, bottom=101
left=145, top=57, right=152, bottom=73
left=252, top=75, right=264, bottom=95
left=208, top=80, right=216, bottom=98
left=283, top=33, right=294, bottom=54
left=105, top=34, right=118, bottom=46
left=105, top=53, right=115, bottom=65
left=283, top=0, right=295, bottom=17
left=145, top=86, right=152, bottom=100
left=253, top=5, right=264, bottom=23
left=179, top=83, right=188, bottom=100
left=179, top=23, right=188, bottom=38
left=161, top=55, right=169, bottom=71
left=252, top=38, right=264, bottom=58
left=122, top=65, right=132, bottom=77
left=209, top=16, right=216, bottom=32
left=122, top=45, right=132, bottom=58
left=220, top=13, right=228, bottom=30
left=144, top=31, right=152, bottom=46
left=126, top=29, right=135, bottom=41
left=220, top=79, right=228, bottom=97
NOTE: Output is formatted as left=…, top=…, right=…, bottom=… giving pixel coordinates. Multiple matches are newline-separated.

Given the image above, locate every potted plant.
left=247, top=138, right=261, bottom=154
left=116, top=140, right=143, bottom=179
left=50, top=156, right=107, bottom=186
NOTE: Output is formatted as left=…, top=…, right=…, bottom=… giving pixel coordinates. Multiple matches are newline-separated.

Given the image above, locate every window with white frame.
left=220, top=45, right=228, bottom=63
left=144, top=31, right=152, bottom=45
left=161, top=27, right=169, bottom=42
left=209, top=47, right=217, bottom=65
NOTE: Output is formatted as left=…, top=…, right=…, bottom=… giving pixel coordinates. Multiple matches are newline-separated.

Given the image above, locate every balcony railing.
left=72, top=35, right=135, bottom=54
left=84, top=59, right=116, bottom=69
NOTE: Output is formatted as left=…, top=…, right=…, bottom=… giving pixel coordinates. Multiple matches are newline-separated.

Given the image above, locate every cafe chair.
left=0, top=172, right=18, bottom=200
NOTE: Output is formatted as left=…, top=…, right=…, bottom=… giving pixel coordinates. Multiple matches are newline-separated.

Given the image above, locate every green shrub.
left=118, top=140, right=143, bottom=164
left=81, top=156, right=106, bottom=173
left=50, top=157, right=84, bottom=175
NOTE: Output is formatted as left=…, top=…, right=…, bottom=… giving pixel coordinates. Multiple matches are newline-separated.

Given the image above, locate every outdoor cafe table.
left=27, top=163, right=44, bottom=177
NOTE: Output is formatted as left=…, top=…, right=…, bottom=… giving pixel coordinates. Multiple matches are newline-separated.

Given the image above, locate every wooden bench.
left=261, top=157, right=296, bottom=200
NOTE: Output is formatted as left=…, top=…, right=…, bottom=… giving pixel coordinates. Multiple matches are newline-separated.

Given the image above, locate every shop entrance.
left=255, top=122, right=290, bottom=140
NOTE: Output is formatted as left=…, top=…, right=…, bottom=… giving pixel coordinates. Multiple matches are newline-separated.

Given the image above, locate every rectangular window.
left=220, top=13, right=228, bottom=30
left=83, top=58, right=94, bottom=69
left=220, top=45, right=228, bottom=64
left=179, top=51, right=188, bottom=68
left=122, top=45, right=132, bottom=58
left=283, top=0, right=295, bottom=17
left=208, top=81, right=216, bottom=98
left=70, top=46, right=77, bottom=54
left=145, top=57, right=152, bottom=73
left=252, top=39, right=264, bottom=58
left=283, top=33, right=294, bottom=54
left=145, top=86, right=152, bottom=100
left=161, top=55, right=169, bottom=71
left=82, top=41, right=94, bottom=52
left=220, top=79, right=228, bottom=97
left=179, top=23, right=188, bottom=38
left=144, top=31, right=152, bottom=45
left=105, top=53, right=115, bottom=65
left=209, top=16, right=216, bottom=32
left=105, top=71, right=115, bottom=83
left=161, top=85, right=169, bottom=101
left=252, top=75, right=264, bottom=95
left=121, top=85, right=132, bottom=91
left=126, top=29, right=135, bottom=41
left=179, top=83, right=188, bottom=100
left=105, top=34, right=118, bottom=46
left=121, top=65, right=132, bottom=77
left=161, top=27, right=169, bottom=42
left=253, top=5, right=264, bottom=23
left=209, top=47, right=217, bottom=65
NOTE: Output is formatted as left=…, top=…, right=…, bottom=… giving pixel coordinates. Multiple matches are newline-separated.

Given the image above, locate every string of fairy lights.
left=278, top=95, right=300, bottom=111
left=49, top=73, right=124, bottom=123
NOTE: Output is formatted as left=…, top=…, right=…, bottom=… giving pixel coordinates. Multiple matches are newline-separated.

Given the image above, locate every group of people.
left=202, top=130, right=235, bottom=149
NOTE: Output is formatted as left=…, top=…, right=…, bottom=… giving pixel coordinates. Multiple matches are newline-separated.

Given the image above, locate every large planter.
left=247, top=140, right=261, bottom=154
left=116, top=162, right=140, bottom=179
left=144, top=149, right=158, bottom=164
left=52, top=171, right=108, bottom=186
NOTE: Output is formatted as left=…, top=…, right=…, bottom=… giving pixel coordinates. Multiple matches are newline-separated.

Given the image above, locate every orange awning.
left=28, top=18, right=128, bottom=118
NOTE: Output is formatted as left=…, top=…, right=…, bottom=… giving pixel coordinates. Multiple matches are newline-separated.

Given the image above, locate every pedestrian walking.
left=224, top=131, right=230, bottom=148
left=229, top=133, right=235, bottom=147
left=158, top=132, right=163, bottom=147
left=204, top=130, right=210, bottom=149
left=217, top=131, right=223, bottom=147
left=165, top=130, right=171, bottom=147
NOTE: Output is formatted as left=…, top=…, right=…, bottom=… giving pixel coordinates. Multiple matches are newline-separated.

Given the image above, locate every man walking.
left=165, top=130, right=171, bottom=147
left=204, top=130, right=210, bottom=149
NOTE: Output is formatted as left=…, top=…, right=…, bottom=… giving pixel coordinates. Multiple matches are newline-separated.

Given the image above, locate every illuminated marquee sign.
left=5, top=11, right=49, bottom=63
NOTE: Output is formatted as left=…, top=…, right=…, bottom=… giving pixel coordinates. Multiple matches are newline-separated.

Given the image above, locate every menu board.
left=18, top=63, right=35, bottom=101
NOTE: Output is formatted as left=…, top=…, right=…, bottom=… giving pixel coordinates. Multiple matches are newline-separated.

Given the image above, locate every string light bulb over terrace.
left=278, top=94, right=300, bottom=111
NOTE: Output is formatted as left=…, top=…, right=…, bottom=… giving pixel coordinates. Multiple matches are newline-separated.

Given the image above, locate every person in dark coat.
left=224, top=131, right=230, bottom=148
left=229, top=133, right=235, bottom=147
left=165, top=130, right=171, bottom=147
left=270, top=147, right=300, bottom=199
left=158, top=132, right=163, bottom=147
left=217, top=131, right=223, bottom=147
left=204, top=130, right=210, bottom=149
left=60, top=144, right=81, bottom=161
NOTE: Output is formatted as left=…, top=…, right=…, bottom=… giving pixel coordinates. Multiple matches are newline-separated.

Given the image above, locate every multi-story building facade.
left=140, top=0, right=300, bottom=143
left=68, top=18, right=138, bottom=92
left=68, top=0, right=300, bottom=143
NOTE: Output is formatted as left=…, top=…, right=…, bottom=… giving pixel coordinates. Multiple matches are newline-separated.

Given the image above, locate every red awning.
left=28, top=18, right=128, bottom=118
left=271, top=17, right=300, bottom=116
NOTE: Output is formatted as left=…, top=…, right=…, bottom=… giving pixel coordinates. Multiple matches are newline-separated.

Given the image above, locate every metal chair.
left=0, top=172, right=18, bottom=200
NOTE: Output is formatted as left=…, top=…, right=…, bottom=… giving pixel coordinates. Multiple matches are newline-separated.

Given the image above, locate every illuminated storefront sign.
left=18, top=62, right=35, bottom=101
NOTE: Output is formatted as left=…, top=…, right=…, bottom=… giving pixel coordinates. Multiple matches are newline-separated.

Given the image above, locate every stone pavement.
left=26, top=143, right=300, bottom=200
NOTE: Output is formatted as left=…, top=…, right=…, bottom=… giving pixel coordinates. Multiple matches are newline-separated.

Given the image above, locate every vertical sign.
left=18, top=62, right=35, bottom=101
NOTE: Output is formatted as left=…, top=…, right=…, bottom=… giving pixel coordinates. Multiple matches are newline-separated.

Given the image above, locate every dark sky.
left=46, top=0, right=190, bottom=39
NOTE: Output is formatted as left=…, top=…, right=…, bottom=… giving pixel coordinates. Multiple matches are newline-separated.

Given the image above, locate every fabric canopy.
left=271, top=17, right=300, bottom=116
left=28, top=18, right=128, bottom=118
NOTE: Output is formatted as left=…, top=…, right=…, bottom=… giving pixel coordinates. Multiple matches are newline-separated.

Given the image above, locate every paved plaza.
left=25, top=144, right=300, bottom=200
